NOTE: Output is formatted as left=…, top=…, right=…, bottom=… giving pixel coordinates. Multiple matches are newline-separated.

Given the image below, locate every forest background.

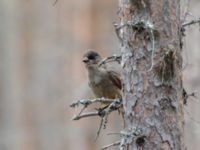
left=0, top=0, right=199, bottom=150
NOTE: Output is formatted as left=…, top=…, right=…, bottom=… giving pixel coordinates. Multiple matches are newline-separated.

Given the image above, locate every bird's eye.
left=88, top=55, right=96, bottom=60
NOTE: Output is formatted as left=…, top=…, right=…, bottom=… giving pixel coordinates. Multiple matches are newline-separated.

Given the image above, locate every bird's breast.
left=89, top=76, right=121, bottom=99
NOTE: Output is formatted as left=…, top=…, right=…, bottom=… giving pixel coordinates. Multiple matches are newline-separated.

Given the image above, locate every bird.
left=82, top=50, right=122, bottom=100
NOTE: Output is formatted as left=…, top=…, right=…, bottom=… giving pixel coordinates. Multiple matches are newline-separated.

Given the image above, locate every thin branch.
left=98, top=54, right=122, bottom=67
left=53, top=0, right=58, bottom=6
left=184, top=107, right=200, bottom=124
left=102, top=99, right=122, bottom=128
left=77, top=105, right=87, bottom=117
left=71, top=98, right=123, bottom=141
left=182, top=17, right=200, bottom=28
left=71, top=98, right=122, bottom=122
left=94, top=118, right=104, bottom=141
left=101, top=141, right=121, bottom=150
left=183, top=88, right=197, bottom=105
left=107, top=132, right=121, bottom=136
left=70, top=98, right=114, bottom=108
left=95, top=99, right=122, bottom=140
left=72, top=112, right=99, bottom=120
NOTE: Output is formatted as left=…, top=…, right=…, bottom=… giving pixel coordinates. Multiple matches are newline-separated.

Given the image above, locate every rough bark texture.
left=119, top=0, right=185, bottom=149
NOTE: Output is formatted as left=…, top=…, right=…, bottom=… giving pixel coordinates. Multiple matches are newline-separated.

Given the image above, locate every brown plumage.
left=83, top=51, right=122, bottom=99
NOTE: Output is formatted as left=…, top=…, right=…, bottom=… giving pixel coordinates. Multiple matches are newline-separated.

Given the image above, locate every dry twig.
left=98, top=55, right=122, bottom=67
left=72, top=111, right=99, bottom=120
left=71, top=98, right=122, bottom=140
left=101, top=141, right=121, bottom=150
left=70, top=98, right=114, bottom=108
left=53, top=0, right=58, bottom=6
left=182, top=17, right=200, bottom=28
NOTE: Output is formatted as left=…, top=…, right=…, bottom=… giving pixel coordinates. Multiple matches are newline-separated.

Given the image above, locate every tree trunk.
left=119, top=0, right=185, bottom=149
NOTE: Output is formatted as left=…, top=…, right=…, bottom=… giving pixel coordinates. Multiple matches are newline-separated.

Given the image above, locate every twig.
left=102, top=99, right=122, bottom=128
left=101, top=141, right=121, bottom=150
left=101, top=127, right=142, bottom=150
left=72, top=112, right=99, bottom=120
left=98, top=55, right=122, bottom=67
left=70, top=98, right=114, bottom=108
left=71, top=97, right=123, bottom=142
left=95, top=99, right=122, bottom=140
left=182, top=17, right=200, bottom=28
left=182, top=88, right=197, bottom=105
left=107, top=132, right=121, bottom=136
left=77, top=105, right=87, bottom=117
left=184, top=107, right=200, bottom=124
left=94, top=118, right=104, bottom=141
left=53, top=0, right=58, bottom=6
left=120, top=138, right=126, bottom=150
left=71, top=98, right=123, bottom=141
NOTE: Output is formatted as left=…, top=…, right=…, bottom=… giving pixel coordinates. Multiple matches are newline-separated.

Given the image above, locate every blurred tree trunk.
left=119, top=0, right=185, bottom=149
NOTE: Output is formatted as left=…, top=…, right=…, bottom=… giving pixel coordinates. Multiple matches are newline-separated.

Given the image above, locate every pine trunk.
left=119, top=0, right=185, bottom=149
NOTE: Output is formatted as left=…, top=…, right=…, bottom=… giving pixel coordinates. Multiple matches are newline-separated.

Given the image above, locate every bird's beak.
left=82, top=57, right=89, bottom=63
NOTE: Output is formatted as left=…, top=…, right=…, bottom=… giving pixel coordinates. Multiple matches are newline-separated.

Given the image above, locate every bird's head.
left=82, top=50, right=102, bottom=68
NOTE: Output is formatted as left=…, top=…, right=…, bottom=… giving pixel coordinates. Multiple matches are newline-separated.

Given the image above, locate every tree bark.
left=119, top=0, right=185, bottom=149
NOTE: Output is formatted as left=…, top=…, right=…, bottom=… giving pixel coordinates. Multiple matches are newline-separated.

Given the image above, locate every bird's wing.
left=107, top=70, right=122, bottom=90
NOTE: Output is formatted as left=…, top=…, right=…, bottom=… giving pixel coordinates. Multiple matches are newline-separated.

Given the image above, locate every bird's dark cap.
left=83, top=50, right=101, bottom=60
